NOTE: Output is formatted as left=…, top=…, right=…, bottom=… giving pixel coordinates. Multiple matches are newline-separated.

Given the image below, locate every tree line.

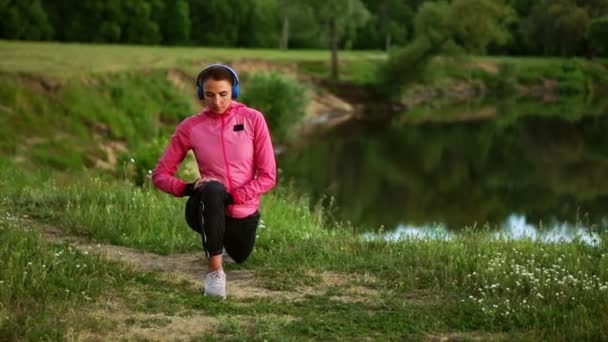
left=1, top=0, right=607, bottom=57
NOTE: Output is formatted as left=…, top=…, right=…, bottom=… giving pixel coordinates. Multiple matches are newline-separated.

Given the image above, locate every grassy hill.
left=0, top=40, right=384, bottom=175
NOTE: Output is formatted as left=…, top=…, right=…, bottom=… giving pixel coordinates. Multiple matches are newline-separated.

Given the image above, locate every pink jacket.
left=152, top=101, right=276, bottom=218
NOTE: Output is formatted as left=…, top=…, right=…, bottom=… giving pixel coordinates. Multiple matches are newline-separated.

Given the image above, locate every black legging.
left=185, top=181, right=259, bottom=264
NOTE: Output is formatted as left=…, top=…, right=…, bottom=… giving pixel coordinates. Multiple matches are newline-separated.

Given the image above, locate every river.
left=278, top=95, right=608, bottom=242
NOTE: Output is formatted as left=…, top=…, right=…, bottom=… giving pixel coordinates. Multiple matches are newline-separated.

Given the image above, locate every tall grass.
left=0, top=71, right=193, bottom=172
left=1, top=164, right=197, bottom=254
left=0, top=160, right=328, bottom=255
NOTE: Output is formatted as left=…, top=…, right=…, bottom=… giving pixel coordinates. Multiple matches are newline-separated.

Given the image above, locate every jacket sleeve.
left=231, top=112, right=277, bottom=203
left=152, top=121, right=192, bottom=197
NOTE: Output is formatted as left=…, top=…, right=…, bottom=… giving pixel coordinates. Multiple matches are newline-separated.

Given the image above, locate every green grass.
left=298, top=59, right=380, bottom=84
left=0, top=161, right=198, bottom=254
left=0, top=69, right=195, bottom=175
left=1, top=161, right=607, bottom=340
left=0, top=213, right=136, bottom=340
left=420, top=55, right=608, bottom=97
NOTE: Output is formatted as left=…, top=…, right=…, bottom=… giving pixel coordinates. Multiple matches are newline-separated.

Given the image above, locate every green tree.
left=503, top=0, right=536, bottom=54
left=189, top=0, right=242, bottom=46
left=579, top=0, right=608, bottom=17
left=354, top=0, right=413, bottom=50
left=413, top=1, right=453, bottom=47
left=283, top=3, right=322, bottom=48
left=43, top=0, right=125, bottom=43
left=525, top=0, right=591, bottom=56
left=43, top=0, right=166, bottom=44
left=587, top=15, right=608, bottom=55
left=122, top=1, right=161, bottom=44
left=509, top=0, right=536, bottom=14
left=411, top=0, right=514, bottom=55
left=305, top=0, right=370, bottom=80
left=448, top=0, right=514, bottom=54
left=378, top=0, right=514, bottom=98
left=377, top=2, right=456, bottom=98
left=278, top=0, right=313, bottom=49
left=0, top=0, right=53, bottom=40
left=164, top=0, right=190, bottom=45
left=239, top=0, right=280, bottom=48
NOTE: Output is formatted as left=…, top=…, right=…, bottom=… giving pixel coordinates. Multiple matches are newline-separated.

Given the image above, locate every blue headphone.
left=196, top=64, right=240, bottom=100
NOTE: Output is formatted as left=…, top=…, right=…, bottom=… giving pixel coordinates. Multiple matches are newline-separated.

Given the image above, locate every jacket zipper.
left=220, top=115, right=234, bottom=194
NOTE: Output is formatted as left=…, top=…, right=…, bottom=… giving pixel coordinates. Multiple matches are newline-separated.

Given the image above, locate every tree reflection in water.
left=279, top=95, right=608, bottom=236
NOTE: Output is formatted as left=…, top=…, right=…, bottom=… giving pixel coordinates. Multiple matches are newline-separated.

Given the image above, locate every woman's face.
left=203, top=79, right=232, bottom=114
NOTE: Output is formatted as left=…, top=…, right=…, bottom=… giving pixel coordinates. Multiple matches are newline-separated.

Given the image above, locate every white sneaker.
left=204, top=269, right=226, bottom=299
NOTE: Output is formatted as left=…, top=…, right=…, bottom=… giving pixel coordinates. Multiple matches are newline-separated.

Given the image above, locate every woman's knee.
left=198, top=181, right=226, bottom=203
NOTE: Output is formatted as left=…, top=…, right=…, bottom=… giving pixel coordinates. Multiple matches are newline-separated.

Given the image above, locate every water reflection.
left=279, top=95, right=608, bottom=236
left=499, top=215, right=601, bottom=245
left=363, top=214, right=602, bottom=245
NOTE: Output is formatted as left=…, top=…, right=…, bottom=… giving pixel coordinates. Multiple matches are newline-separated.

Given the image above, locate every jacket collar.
left=202, top=101, right=242, bottom=118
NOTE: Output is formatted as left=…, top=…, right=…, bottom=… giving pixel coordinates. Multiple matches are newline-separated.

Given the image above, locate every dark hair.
left=197, top=65, right=235, bottom=85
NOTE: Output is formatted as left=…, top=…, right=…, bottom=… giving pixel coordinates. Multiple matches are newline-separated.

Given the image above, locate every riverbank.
left=1, top=161, right=607, bottom=340
left=302, top=55, right=608, bottom=124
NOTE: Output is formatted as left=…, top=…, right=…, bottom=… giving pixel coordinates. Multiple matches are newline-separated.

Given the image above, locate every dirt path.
left=38, top=222, right=384, bottom=303
left=33, top=222, right=383, bottom=340
left=30, top=221, right=501, bottom=341
left=39, top=222, right=292, bottom=301
left=35, top=222, right=301, bottom=340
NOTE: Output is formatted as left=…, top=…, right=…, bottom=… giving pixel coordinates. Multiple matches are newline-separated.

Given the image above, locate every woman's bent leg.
left=224, top=211, right=260, bottom=264
left=184, top=181, right=229, bottom=258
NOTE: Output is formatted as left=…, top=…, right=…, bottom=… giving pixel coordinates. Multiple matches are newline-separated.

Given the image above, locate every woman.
left=152, top=64, right=276, bottom=298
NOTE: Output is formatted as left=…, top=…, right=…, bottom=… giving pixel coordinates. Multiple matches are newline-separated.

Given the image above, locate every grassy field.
left=3, top=40, right=605, bottom=87
left=1, top=41, right=608, bottom=340
left=0, top=40, right=385, bottom=77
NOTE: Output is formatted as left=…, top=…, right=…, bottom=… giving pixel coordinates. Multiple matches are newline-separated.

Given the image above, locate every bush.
left=240, top=72, right=309, bottom=143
